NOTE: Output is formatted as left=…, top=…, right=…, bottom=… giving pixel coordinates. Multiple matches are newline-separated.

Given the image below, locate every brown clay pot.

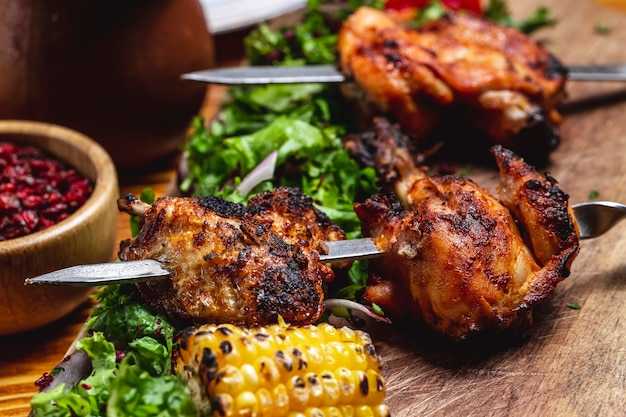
left=0, top=0, right=214, bottom=174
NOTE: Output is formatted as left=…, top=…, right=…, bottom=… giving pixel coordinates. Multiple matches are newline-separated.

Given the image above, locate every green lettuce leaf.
left=106, top=353, right=196, bottom=417
left=30, top=332, right=117, bottom=417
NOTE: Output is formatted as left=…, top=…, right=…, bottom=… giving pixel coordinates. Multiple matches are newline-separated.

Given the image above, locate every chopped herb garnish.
left=372, top=303, right=386, bottom=316
left=588, top=189, right=600, bottom=199
left=458, top=164, right=473, bottom=177
left=594, top=22, right=612, bottom=35
left=484, top=0, right=557, bottom=34
left=566, top=302, right=581, bottom=310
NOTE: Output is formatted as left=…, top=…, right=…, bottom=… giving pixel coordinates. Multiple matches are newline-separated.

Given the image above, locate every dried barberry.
left=0, top=140, right=94, bottom=241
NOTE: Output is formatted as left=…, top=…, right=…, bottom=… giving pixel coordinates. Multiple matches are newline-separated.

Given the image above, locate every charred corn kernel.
left=255, top=356, right=280, bottom=389
left=302, top=345, right=325, bottom=374
left=305, top=373, right=324, bottom=407
left=212, top=365, right=245, bottom=395
left=319, top=371, right=340, bottom=407
left=176, top=322, right=389, bottom=417
left=335, top=368, right=356, bottom=404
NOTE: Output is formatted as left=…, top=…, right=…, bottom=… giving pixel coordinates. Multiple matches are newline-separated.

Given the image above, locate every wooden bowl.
left=0, top=120, right=119, bottom=335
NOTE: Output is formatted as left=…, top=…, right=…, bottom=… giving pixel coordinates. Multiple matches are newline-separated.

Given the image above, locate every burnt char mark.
left=343, top=117, right=423, bottom=186
left=355, top=188, right=406, bottom=237
left=254, top=257, right=323, bottom=323
left=197, top=196, right=248, bottom=219
left=545, top=54, right=568, bottom=80
left=491, top=145, right=515, bottom=171
left=248, top=187, right=313, bottom=215
left=116, top=193, right=142, bottom=214
left=523, top=178, right=575, bottom=243
left=247, top=186, right=342, bottom=235
left=176, top=326, right=197, bottom=351
left=201, top=347, right=219, bottom=382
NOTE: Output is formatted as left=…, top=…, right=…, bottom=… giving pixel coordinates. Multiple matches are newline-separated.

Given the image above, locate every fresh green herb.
left=371, top=303, right=385, bottom=316
left=484, top=0, right=557, bottom=34
left=130, top=188, right=155, bottom=237
left=31, top=332, right=118, bottom=416
left=107, top=353, right=196, bottom=417
left=588, top=189, right=600, bottom=199
left=594, top=22, right=612, bottom=35
left=412, top=1, right=448, bottom=28
left=182, top=83, right=377, bottom=237
left=31, top=285, right=192, bottom=417
left=87, top=286, right=176, bottom=359
left=566, top=302, right=581, bottom=310
left=458, top=164, right=473, bottom=177
left=331, top=260, right=370, bottom=300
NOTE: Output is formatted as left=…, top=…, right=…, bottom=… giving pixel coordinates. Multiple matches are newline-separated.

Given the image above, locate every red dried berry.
left=34, top=372, right=54, bottom=389
left=0, top=140, right=94, bottom=241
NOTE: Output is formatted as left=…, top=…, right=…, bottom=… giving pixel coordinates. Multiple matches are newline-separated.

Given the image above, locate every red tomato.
left=384, top=0, right=428, bottom=10
left=440, top=0, right=482, bottom=13
left=384, top=0, right=482, bottom=14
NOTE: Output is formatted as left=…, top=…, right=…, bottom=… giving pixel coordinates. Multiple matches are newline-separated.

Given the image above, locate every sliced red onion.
left=236, top=151, right=278, bottom=196
left=324, top=298, right=392, bottom=325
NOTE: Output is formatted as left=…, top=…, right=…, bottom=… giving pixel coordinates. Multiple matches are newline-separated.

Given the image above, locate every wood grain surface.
left=1, top=0, right=626, bottom=416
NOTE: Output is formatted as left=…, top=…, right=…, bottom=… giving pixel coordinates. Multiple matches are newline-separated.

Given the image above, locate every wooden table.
left=2, top=0, right=626, bottom=415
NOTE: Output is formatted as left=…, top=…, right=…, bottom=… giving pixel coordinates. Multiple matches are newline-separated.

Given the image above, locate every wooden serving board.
left=374, top=0, right=626, bottom=415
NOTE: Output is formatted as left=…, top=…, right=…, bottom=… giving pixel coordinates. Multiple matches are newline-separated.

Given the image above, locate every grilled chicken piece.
left=337, top=7, right=568, bottom=164
left=247, top=187, right=346, bottom=251
left=349, top=124, right=579, bottom=339
left=118, top=187, right=344, bottom=327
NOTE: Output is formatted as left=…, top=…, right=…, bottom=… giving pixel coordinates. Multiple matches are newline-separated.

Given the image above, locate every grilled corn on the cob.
left=176, top=322, right=389, bottom=417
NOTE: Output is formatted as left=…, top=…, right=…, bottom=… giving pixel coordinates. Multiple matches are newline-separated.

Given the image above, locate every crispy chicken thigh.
left=347, top=121, right=579, bottom=339
left=118, top=187, right=345, bottom=327
left=337, top=7, right=568, bottom=164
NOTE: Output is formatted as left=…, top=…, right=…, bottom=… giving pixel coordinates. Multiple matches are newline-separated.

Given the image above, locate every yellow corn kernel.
left=303, top=407, right=325, bottom=417
left=335, top=368, right=356, bottom=404
left=254, top=356, right=280, bottom=389
left=235, top=391, right=258, bottom=416
left=365, top=369, right=386, bottom=406
left=240, top=363, right=260, bottom=391
left=256, top=388, right=273, bottom=416
left=339, top=405, right=355, bottom=417
left=325, top=406, right=343, bottom=417
left=274, top=384, right=290, bottom=416
left=301, top=345, right=325, bottom=374
left=176, top=322, right=388, bottom=417
left=355, top=405, right=375, bottom=417
left=287, top=375, right=309, bottom=410
left=319, top=371, right=340, bottom=407
left=211, top=365, right=246, bottom=395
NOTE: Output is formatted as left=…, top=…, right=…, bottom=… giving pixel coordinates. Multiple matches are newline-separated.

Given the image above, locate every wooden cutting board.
left=374, top=0, right=626, bottom=415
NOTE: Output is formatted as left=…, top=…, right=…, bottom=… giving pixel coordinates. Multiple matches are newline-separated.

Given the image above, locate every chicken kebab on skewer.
left=337, top=6, right=568, bottom=165
left=344, top=117, right=580, bottom=340
left=117, top=187, right=346, bottom=327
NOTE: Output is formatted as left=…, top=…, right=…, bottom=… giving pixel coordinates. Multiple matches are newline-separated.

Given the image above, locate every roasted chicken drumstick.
left=346, top=119, right=579, bottom=339
left=337, top=7, right=568, bottom=164
left=118, top=187, right=346, bottom=327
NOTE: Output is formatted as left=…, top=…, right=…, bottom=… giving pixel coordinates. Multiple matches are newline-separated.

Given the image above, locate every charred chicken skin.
left=117, top=187, right=345, bottom=327
left=337, top=7, right=568, bottom=164
left=347, top=121, right=579, bottom=339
